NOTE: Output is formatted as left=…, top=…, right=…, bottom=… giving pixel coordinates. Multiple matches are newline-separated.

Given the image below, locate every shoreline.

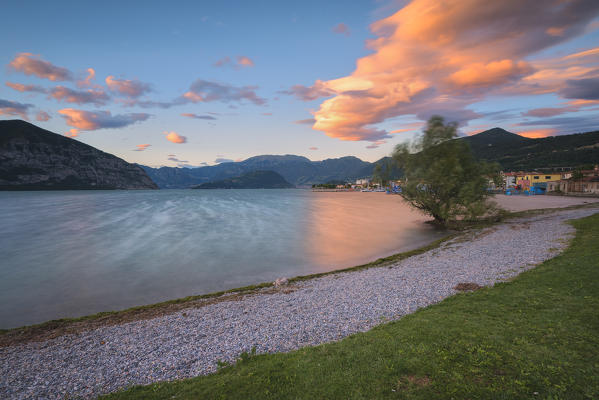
left=1, top=204, right=598, bottom=399
left=2, top=200, right=599, bottom=347
left=1, top=200, right=598, bottom=346
left=0, top=233, right=458, bottom=347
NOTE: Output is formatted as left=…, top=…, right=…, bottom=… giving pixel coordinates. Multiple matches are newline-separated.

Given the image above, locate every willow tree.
left=392, top=116, right=500, bottom=226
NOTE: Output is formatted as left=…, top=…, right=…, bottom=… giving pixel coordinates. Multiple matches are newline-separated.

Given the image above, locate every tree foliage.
left=392, top=116, right=500, bottom=226
left=372, top=159, right=392, bottom=186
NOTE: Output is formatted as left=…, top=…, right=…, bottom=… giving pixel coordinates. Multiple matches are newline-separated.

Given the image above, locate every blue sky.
left=1, top=0, right=598, bottom=167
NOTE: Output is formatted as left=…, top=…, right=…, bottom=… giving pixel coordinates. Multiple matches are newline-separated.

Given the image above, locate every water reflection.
left=0, top=190, right=445, bottom=328
left=304, top=192, right=444, bottom=268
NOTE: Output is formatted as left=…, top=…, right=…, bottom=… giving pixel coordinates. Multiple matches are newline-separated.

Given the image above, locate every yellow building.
left=518, top=173, right=562, bottom=189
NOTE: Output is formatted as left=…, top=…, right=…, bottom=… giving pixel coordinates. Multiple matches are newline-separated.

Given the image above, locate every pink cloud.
left=182, top=79, right=266, bottom=105
left=295, top=118, right=316, bottom=125
left=36, top=111, right=51, bottom=121
left=0, top=99, right=32, bottom=119
left=181, top=113, right=216, bottom=120
left=105, top=75, right=151, bottom=98
left=214, top=56, right=255, bottom=69
left=332, top=23, right=350, bottom=36
left=59, top=108, right=150, bottom=131
left=8, top=53, right=72, bottom=81
left=366, top=140, right=386, bottom=149
left=164, top=131, right=187, bottom=143
left=308, top=146, right=318, bottom=150
left=77, top=68, right=97, bottom=88
left=281, top=80, right=334, bottom=101
left=50, top=86, right=109, bottom=105
left=5, top=82, right=47, bottom=93
left=522, top=107, right=576, bottom=117
left=236, top=56, right=254, bottom=67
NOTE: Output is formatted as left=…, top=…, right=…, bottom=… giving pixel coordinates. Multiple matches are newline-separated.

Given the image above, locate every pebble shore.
left=1, top=207, right=597, bottom=399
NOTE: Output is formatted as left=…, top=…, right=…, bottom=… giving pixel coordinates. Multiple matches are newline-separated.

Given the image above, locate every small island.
left=192, top=170, right=294, bottom=189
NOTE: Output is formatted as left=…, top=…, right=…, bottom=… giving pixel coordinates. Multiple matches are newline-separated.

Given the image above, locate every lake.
left=0, top=190, right=445, bottom=328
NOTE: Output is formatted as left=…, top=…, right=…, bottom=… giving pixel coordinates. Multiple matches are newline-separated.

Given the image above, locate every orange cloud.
left=309, top=146, right=318, bottom=150
left=519, top=128, right=557, bottom=138
left=9, top=53, right=72, bottom=81
left=133, top=144, right=151, bottom=151
left=449, top=60, right=533, bottom=89
left=299, top=0, right=599, bottom=142
left=59, top=108, right=150, bottom=131
left=105, top=76, right=151, bottom=98
left=65, top=128, right=79, bottom=137
left=236, top=56, right=254, bottom=67
left=164, top=131, right=187, bottom=143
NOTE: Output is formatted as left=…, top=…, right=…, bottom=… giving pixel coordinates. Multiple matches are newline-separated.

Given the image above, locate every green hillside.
left=462, top=128, right=599, bottom=170
left=192, top=170, right=294, bottom=189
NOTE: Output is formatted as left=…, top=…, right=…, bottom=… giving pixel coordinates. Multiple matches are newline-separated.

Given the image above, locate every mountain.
left=142, top=155, right=373, bottom=188
left=192, top=170, right=294, bottom=189
left=462, top=127, right=599, bottom=170
left=0, top=120, right=158, bottom=190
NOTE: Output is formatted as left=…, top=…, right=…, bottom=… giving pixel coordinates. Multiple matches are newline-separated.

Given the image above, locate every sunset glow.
left=1, top=0, right=597, bottom=167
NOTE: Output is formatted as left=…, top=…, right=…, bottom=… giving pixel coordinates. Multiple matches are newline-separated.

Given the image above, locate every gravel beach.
left=1, top=206, right=597, bottom=399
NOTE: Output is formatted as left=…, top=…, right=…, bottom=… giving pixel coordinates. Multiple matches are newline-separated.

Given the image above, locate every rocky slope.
left=0, top=120, right=157, bottom=190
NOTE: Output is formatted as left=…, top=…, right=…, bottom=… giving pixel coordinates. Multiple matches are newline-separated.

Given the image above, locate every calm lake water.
left=0, top=190, right=445, bottom=328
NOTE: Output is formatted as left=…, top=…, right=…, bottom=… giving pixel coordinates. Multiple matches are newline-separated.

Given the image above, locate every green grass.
left=104, top=213, right=599, bottom=400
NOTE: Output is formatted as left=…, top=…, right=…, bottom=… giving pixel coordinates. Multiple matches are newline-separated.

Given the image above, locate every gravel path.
left=1, top=207, right=597, bottom=399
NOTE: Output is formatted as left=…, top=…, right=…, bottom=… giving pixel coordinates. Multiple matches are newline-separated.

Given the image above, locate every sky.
left=1, top=0, right=598, bottom=167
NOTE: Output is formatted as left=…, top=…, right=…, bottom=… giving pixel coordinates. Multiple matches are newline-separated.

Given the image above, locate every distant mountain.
left=140, top=127, right=599, bottom=190
left=462, top=127, right=599, bottom=170
left=192, top=170, right=294, bottom=189
left=142, top=155, right=374, bottom=188
left=0, top=120, right=157, bottom=190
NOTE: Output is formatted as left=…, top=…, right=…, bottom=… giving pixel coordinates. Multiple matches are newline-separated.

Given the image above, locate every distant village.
left=493, top=165, right=599, bottom=195
left=312, top=165, right=599, bottom=195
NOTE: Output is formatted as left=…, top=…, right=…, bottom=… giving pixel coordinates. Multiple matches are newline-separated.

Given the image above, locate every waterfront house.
left=502, top=172, right=517, bottom=188
left=547, top=165, right=599, bottom=194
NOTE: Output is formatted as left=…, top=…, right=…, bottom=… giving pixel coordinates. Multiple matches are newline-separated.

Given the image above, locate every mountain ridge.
left=0, top=120, right=158, bottom=190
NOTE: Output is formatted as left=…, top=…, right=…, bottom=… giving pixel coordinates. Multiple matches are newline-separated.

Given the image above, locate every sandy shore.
left=493, top=194, right=599, bottom=211
left=1, top=205, right=598, bottom=399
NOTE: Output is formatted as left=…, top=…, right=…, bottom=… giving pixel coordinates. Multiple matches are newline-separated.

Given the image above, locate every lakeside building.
left=515, top=173, right=562, bottom=190
left=502, top=172, right=518, bottom=188
left=546, top=165, right=599, bottom=194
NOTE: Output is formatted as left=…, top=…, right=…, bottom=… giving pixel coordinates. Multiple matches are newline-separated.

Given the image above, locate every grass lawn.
left=104, top=213, right=599, bottom=400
